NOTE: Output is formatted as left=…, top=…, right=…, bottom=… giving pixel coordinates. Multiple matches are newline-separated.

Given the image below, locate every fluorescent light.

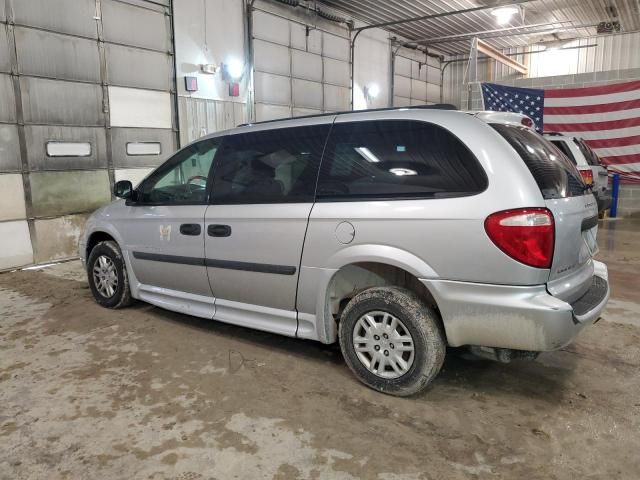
left=491, top=6, right=519, bottom=25
left=354, top=147, right=381, bottom=163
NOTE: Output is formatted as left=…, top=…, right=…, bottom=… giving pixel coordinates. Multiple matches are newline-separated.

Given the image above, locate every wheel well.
left=86, top=231, right=116, bottom=259
left=327, top=262, right=440, bottom=325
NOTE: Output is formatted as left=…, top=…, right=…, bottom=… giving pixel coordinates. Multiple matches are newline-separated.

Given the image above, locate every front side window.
left=316, top=120, right=487, bottom=200
left=210, top=124, right=330, bottom=204
left=137, top=139, right=219, bottom=204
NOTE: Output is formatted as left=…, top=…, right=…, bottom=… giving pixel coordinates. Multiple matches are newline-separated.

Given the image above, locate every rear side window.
left=492, top=124, right=585, bottom=199
left=316, top=120, right=487, bottom=200
left=550, top=140, right=576, bottom=165
left=210, top=124, right=330, bottom=204
left=575, top=139, right=601, bottom=166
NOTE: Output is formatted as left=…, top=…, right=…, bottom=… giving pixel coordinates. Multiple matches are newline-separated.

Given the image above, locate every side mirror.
left=114, top=180, right=133, bottom=199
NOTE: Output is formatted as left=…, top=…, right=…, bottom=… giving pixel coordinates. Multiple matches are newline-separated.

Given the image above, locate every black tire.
left=87, top=240, right=133, bottom=309
left=338, top=286, right=446, bottom=397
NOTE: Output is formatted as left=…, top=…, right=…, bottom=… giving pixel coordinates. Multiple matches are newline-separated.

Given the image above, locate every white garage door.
left=251, top=8, right=351, bottom=122
left=0, top=0, right=177, bottom=270
left=393, top=54, right=441, bottom=107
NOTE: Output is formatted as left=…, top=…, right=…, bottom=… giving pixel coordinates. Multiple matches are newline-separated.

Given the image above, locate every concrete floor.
left=1, top=219, right=639, bottom=480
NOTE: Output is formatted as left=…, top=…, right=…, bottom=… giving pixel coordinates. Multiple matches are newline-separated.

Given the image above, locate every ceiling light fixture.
left=491, top=6, right=520, bottom=25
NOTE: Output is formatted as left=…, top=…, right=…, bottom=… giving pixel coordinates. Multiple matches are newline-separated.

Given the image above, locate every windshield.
left=491, top=124, right=586, bottom=199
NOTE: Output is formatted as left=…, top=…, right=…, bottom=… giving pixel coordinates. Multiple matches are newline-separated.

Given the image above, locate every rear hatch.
left=492, top=124, right=599, bottom=303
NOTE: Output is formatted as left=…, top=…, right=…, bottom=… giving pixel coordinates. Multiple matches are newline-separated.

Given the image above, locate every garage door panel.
left=411, top=80, right=427, bottom=101
left=253, top=40, right=290, bottom=76
left=0, top=125, right=21, bottom=172
left=322, top=33, right=349, bottom=61
left=33, top=213, right=89, bottom=263
left=427, top=67, right=440, bottom=86
left=0, top=220, right=33, bottom=270
left=290, top=23, right=307, bottom=51
left=255, top=103, right=290, bottom=122
left=30, top=170, right=111, bottom=217
left=106, top=44, right=171, bottom=90
left=13, top=0, right=98, bottom=39
left=292, top=50, right=322, bottom=82
left=0, top=25, right=10, bottom=74
left=233, top=102, right=247, bottom=126
left=307, top=29, right=322, bottom=54
left=292, top=79, right=322, bottom=109
left=323, top=57, right=349, bottom=87
left=323, top=84, right=349, bottom=111
left=111, top=127, right=173, bottom=168
left=253, top=10, right=289, bottom=46
left=395, top=57, right=411, bottom=77
left=0, top=0, right=4, bottom=22
left=24, top=125, right=107, bottom=171
left=293, top=107, right=322, bottom=117
left=108, top=86, right=171, bottom=128
left=15, top=27, right=100, bottom=83
left=254, top=71, right=291, bottom=106
left=21, top=77, right=104, bottom=126
left=102, top=0, right=168, bottom=51
left=427, top=83, right=440, bottom=103
left=114, top=167, right=153, bottom=187
left=0, top=74, right=16, bottom=123
left=393, top=75, right=411, bottom=98
left=0, top=174, right=27, bottom=221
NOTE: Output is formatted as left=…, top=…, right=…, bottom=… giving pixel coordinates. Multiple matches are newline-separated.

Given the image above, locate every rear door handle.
left=179, top=223, right=201, bottom=236
left=208, top=224, right=232, bottom=237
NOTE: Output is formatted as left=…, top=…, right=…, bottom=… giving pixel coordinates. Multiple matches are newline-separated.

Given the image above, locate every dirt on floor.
left=1, top=219, right=639, bottom=480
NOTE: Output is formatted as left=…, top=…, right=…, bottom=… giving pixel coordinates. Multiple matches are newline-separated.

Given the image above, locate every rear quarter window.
left=316, top=120, right=487, bottom=201
left=492, top=124, right=585, bottom=199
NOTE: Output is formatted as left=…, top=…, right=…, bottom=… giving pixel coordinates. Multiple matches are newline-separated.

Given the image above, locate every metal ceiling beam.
left=352, top=0, right=534, bottom=33
left=419, top=23, right=599, bottom=45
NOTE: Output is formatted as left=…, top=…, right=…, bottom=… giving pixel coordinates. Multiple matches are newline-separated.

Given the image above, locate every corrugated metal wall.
left=251, top=4, right=351, bottom=121
left=392, top=50, right=440, bottom=106
left=0, top=0, right=178, bottom=270
left=443, top=31, right=640, bottom=108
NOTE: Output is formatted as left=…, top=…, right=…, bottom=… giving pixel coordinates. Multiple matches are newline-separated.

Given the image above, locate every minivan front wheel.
left=87, top=240, right=133, bottom=309
left=339, top=287, right=445, bottom=397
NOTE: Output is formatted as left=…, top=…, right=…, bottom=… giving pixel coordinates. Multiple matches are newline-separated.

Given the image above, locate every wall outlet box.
left=184, top=76, right=198, bottom=92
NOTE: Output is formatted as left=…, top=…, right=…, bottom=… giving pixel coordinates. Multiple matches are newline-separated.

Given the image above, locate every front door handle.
left=179, top=223, right=201, bottom=236
left=208, top=224, right=232, bottom=237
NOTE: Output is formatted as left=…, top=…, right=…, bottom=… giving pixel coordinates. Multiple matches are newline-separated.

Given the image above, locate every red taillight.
left=580, top=169, right=593, bottom=185
left=521, top=117, right=534, bottom=128
left=484, top=208, right=555, bottom=269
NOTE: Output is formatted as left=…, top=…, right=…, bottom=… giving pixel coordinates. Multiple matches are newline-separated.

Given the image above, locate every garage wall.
left=443, top=31, right=640, bottom=108
left=0, top=0, right=177, bottom=270
left=392, top=47, right=441, bottom=107
left=173, top=0, right=248, bottom=145
left=251, top=1, right=351, bottom=121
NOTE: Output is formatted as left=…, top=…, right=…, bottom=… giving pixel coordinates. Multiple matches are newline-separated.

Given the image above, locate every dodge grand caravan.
left=80, top=106, right=610, bottom=396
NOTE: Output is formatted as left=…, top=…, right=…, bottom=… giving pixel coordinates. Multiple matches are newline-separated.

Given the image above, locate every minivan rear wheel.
left=87, top=240, right=133, bottom=309
left=338, top=286, right=445, bottom=397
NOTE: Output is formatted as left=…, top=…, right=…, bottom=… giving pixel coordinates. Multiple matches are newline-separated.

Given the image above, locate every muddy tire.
left=338, top=287, right=445, bottom=397
left=87, top=240, right=133, bottom=309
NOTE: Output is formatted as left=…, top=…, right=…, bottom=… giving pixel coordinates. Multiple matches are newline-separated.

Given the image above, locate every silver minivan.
left=81, top=106, right=609, bottom=396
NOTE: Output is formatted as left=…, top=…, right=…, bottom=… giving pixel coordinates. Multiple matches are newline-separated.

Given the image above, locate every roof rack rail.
left=237, top=104, right=458, bottom=127
left=543, top=131, right=565, bottom=136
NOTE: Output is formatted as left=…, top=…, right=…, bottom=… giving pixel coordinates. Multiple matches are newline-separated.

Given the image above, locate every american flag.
left=481, top=81, right=640, bottom=182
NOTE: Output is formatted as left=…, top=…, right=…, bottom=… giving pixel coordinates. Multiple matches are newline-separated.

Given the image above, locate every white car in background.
left=544, top=132, right=612, bottom=215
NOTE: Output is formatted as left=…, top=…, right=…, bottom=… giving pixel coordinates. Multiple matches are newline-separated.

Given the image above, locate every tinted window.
left=210, top=125, right=330, bottom=204
left=574, top=138, right=601, bottom=166
left=138, top=139, right=218, bottom=204
left=550, top=140, right=576, bottom=164
left=492, top=124, right=585, bottom=199
left=316, top=120, right=487, bottom=200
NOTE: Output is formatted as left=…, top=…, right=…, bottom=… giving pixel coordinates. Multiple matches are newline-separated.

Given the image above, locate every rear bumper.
left=422, top=261, right=609, bottom=352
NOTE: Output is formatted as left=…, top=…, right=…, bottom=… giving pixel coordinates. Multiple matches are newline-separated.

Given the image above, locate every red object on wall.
left=229, top=82, right=240, bottom=97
